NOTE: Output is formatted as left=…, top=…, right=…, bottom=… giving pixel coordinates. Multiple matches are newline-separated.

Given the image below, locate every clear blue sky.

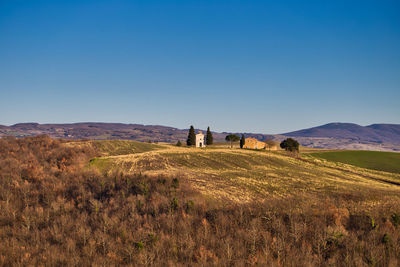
left=1, top=0, right=399, bottom=133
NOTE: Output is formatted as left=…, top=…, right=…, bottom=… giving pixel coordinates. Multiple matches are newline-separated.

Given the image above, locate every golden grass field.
left=84, top=140, right=400, bottom=203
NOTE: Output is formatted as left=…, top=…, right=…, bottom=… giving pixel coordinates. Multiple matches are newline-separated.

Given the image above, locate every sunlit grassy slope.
left=67, top=140, right=164, bottom=156
left=310, top=150, right=400, bottom=174
left=85, top=141, right=400, bottom=203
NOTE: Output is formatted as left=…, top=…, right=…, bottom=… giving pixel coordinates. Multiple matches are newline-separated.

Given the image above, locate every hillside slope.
left=2, top=136, right=400, bottom=266
left=88, top=142, right=400, bottom=203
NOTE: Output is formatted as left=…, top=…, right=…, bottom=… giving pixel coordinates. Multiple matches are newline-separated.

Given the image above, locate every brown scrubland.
left=0, top=135, right=400, bottom=266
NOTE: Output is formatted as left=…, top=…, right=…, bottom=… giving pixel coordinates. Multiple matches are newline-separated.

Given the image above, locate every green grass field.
left=309, top=150, right=400, bottom=174
left=77, top=139, right=165, bottom=156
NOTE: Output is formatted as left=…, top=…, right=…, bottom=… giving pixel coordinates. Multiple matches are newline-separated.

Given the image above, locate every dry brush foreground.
left=0, top=136, right=400, bottom=266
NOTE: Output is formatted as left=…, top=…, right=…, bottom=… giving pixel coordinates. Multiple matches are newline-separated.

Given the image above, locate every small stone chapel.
left=196, top=131, right=205, bottom=148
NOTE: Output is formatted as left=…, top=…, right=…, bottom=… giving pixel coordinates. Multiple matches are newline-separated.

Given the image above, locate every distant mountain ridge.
left=1, top=122, right=399, bottom=151
left=0, top=122, right=197, bottom=143
left=0, top=122, right=277, bottom=142
left=284, top=123, right=400, bottom=145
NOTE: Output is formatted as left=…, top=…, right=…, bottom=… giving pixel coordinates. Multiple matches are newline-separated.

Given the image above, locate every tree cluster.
left=225, top=134, right=240, bottom=148
left=187, top=126, right=214, bottom=146
left=280, top=138, right=300, bottom=152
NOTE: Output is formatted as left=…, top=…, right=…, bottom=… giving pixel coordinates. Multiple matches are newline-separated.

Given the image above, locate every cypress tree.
left=240, top=134, right=245, bottom=148
left=186, top=125, right=196, bottom=146
left=206, top=126, right=213, bottom=145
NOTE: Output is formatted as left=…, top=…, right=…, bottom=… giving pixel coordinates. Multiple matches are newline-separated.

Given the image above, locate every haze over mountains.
left=284, top=123, right=400, bottom=151
left=0, top=122, right=399, bottom=151
left=285, top=123, right=400, bottom=144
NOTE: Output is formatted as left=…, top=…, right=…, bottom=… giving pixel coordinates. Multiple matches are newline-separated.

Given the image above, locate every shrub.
left=382, top=233, right=391, bottom=244
left=391, top=213, right=400, bottom=227
left=170, top=197, right=179, bottom=212
left=172, top=178, right=179, bottom=189
left=185, top=200, right=195, bottom=213
left=280, top=138, right=299, bottom=152
left=135, top=241, right=144, bottom=250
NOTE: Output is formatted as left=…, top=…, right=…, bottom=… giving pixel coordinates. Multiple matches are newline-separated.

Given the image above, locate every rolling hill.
left=1, top=122, right=399, bottom=151
left=2, top=136, right=400, bottom=265
left=86, top=140, right=400, bottom=203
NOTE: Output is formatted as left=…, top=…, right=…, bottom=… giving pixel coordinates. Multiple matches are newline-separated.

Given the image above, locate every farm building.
left=196, top=131, right=205, bottom=148
left=243, top=137, right=266, bottom=149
